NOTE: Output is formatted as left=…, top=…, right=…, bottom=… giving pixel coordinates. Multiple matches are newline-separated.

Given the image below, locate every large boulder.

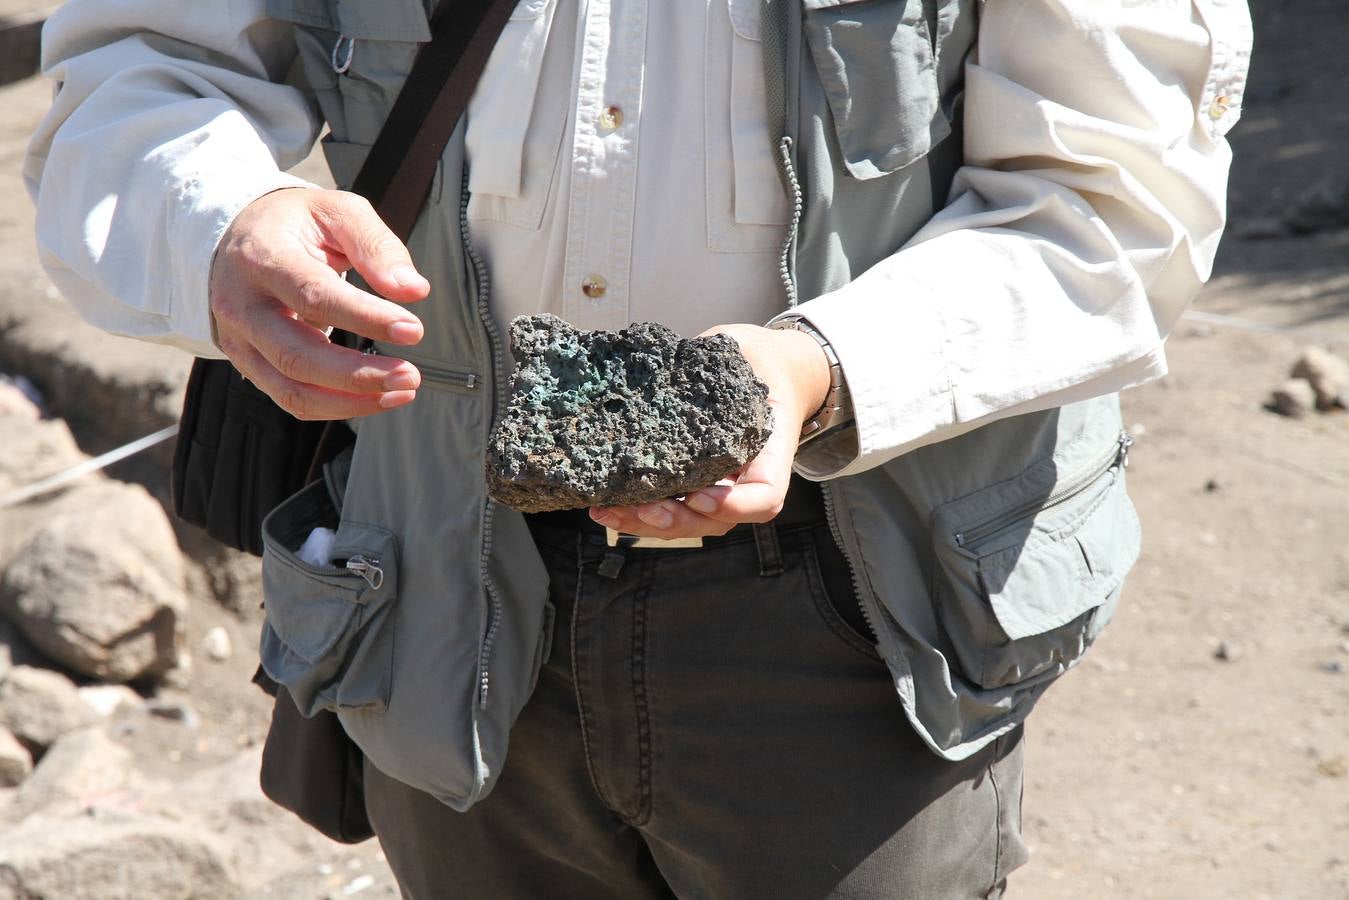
left=487, top=315, right=772, bottom=512
left=6, top=728, right=137, bottom=823
left=0, top=726, right=32, bottom=788
left=0, top=480, right=186, bottom=682
left=0, top=666, right=96, bottom=755
left=0, top=815, right=238, bottom=900
left=0, top=412, right=84, bottom=497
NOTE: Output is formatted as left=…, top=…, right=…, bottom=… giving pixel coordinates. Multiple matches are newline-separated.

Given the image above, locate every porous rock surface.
left=487, top=315, right=772, bottom=512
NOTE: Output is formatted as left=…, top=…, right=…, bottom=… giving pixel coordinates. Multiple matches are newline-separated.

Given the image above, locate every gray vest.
left=259, top=0, right=1140, bottom=811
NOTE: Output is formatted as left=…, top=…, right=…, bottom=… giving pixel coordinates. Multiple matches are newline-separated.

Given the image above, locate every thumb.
left=319, top=191, right=431, bottom=303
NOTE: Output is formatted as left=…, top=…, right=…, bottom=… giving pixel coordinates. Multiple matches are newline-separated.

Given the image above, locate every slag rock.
left=487, top=315, right=772, bottom=513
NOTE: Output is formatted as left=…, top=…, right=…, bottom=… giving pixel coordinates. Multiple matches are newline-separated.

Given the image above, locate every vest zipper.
left=776, top=134, right=879, bottom=646
left=954, top=432, right=1134, bottom=551
left=362, top=347, right=480, bottom=392
left=461, top=174, right=506, bottom=710
left=775, top=136, right=803, bottom=308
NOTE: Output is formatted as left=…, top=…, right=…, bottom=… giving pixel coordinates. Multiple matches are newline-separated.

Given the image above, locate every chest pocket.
left=465, top=0, right=571, bottom=230
left=267, top=0, right=431, bottom=146
left=802, top=0, right=973, bottom=180
left=706, top=0, right=793, bottom=253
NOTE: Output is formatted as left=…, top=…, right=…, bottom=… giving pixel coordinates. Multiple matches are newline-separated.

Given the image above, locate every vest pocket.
left=929, top=432, right=1141, bottom=691
left=802, top=0, right=964, bottom=180
left=267, top=0, right=431, bottom=145
left=259, top=479, right=400, bottom=717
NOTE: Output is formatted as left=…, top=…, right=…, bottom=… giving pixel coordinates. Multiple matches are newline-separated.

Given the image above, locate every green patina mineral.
left=486, top=315, right=773, bottom=513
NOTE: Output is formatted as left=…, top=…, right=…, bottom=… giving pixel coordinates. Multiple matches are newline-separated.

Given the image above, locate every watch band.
left=770, top=316, right=854, bottom=445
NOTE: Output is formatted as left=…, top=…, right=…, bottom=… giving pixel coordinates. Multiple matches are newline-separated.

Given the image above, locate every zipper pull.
left=330, top=34, right=354, bottom=74
left=345, top=555, right=384, bottom=591
left=1117, top=432, right=1135, bottom=469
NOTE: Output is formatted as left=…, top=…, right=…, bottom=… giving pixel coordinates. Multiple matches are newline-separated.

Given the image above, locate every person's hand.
left=589, top=323, right=831, bottom=539
left=208, top=188, right=431, bottom=420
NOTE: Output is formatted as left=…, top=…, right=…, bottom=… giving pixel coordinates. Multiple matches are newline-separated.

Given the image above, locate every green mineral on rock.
left=486, top=315, right=773, bottom=513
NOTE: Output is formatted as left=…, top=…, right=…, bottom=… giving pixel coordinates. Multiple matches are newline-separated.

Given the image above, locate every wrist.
left=768, top=316, right=854, bottom=444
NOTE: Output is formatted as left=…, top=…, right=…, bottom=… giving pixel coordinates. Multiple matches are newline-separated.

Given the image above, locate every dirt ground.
left=1, top=0, right=1346, bottom=897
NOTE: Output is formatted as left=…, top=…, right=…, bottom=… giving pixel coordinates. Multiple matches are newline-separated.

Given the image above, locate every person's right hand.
left=208, top=187, right=431, bottom=420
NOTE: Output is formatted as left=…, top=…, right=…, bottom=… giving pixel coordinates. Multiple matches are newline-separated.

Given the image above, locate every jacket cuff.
left=170, top=174, right=316, bottom=358
left=767, top=268, right=953, bottom=480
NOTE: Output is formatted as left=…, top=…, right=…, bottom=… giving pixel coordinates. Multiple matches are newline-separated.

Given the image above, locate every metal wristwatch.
left=770, top=316, right=854, bottom=446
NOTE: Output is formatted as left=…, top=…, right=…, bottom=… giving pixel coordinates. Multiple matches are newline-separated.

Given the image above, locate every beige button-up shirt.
left=24, top=0, right=1252, bottom=476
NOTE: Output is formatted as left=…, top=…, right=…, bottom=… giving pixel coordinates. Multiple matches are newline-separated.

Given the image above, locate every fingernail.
left=637, top=506, right=673, bottom=529
left=391, top=265, right=427, bottom=288
left=685, top=492, right=716, bottom=514
left=387, top=320, right=423, bottom=343
left=590, top=509, right=617, bottom=526
left=378, top=390, right=416, bottom=409
left=383, top=368, right=419, bottom=391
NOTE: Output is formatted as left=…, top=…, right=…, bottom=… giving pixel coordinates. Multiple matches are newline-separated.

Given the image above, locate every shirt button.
left=599, top=105, right=623, bottom=131
left=1208, top=95, right=1229, bottom=120
left=581, top=274, right=607, bottom=299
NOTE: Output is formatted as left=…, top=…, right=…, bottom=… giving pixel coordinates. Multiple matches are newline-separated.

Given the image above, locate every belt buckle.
left=604, top=527, right=704, bottom=550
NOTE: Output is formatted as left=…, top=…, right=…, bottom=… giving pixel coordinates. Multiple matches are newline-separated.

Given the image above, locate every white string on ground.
left=0, top=424, right=179, bottom=510
left=1181, top=309, right=1338, bottom=337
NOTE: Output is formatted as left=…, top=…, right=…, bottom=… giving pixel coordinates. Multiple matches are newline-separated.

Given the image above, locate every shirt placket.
left=562, top=0, right=647, bottom=330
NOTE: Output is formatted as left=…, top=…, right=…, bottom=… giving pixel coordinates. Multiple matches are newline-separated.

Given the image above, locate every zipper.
left=776, top=134, right=877, bottom=643
left=775, top=136, right=803, bottom=309
left=345, top=555, right=385, bottom=591
left=820, top=481, right=883, bottom=646
left=954, top=432, right=1134, bottom=551
left=364, top=347, right=480, bottom=393
left=461, top=174, right=506, bottom=710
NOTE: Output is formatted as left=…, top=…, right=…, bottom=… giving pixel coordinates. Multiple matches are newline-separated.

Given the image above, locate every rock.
left=0, top=665, right=96, bottom=753
left=1203, top=479, right=1220, bottom=493
left=0, top=376, right=40, bottom=420
left=146, top=697, right=201, bottom=730
left=201, top=626, right=233, bottom=662
left=1319, top=660, right=1344, bottom=675
left=1290, top=347, right=1348, bottom=410
left=0, top=815, right=238, bottom=900
left=0, top=725, right=33, bottom=787
left=77, top=684, right=143, bottom=718
left=1270, top=379, right=1316, bottom=418
left=1214, top=640, right=1243, bottom=663
left=0, top=618, right=45, bottom=681
left=0, top=480, right=186, bottom=682
left=7, top=728, right=136, bottom=822
left=487, top=315, right=773, bottom=512
left=0, top=413, right=84, bottom=497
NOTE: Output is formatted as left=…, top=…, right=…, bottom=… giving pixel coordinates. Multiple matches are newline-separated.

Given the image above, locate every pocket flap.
left=801, top=0, right=946, bottom=179
left=977, top=471, right=1140, bottom=641
left=261, top=482, right=399, bottom=665
left=267, top=0, right=431, bottom=42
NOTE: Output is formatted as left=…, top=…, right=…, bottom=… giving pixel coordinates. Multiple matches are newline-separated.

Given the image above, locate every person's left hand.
left=589, top=323, right=831, bottom=539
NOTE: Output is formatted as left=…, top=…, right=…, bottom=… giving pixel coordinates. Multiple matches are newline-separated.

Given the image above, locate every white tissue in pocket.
left=297, top=526, right=337, bottom=567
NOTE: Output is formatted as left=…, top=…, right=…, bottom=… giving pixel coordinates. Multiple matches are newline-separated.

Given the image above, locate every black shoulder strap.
left=351, top=0, right=518, bottom=240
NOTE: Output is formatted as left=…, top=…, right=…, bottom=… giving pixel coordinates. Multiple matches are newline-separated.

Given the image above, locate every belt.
left=524, top=475, right=828, bottom=550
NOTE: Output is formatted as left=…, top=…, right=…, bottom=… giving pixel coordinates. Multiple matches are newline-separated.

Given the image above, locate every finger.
left=590, top=502, right=733, bottom=540
left=247, top=302, right=421, bottom=394
left=314, top=192, right=431, bottom=304
left=224, top=339, right=416, bottom=421
left=684, top=408, right=798, bottom=524
left=253, top=256, right=425, bottom=346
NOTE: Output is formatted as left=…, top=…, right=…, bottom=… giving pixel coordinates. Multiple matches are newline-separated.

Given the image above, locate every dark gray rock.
left=487, top=315, right=772, bottom=513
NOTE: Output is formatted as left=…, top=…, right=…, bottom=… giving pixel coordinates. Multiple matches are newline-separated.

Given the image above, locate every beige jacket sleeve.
left=786, top=0, right=1253, bottom=479
left=23, top=0, right=321, bottom=358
